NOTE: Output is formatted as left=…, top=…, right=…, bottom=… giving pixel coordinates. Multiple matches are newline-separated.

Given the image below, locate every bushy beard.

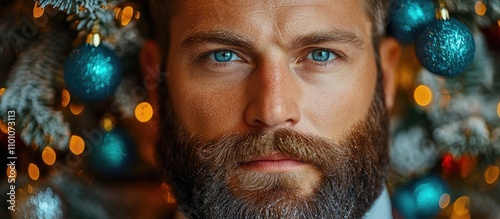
left=157, top=80, right=390, bottom=219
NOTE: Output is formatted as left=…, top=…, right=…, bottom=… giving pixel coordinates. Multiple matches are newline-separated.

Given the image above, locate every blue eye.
left=307, top=49, right=336, bottom=62
left=209, top=50, right=241, bottom=62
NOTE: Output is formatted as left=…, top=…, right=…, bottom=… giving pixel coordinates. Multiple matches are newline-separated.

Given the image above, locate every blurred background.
left=0, top=0, right=499, bottom=218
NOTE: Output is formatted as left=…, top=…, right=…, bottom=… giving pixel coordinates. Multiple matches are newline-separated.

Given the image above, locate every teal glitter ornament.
left=388, top=0, right=435, bottom=44
left=89, top=128, right=135, bottom=176
left=12, top=185, right=65, bottom=219
left=392, top=174, right=449, bottom=219
left=415, top=18, right=475, bottom=77
left=64, top=43, right=122, bottom=102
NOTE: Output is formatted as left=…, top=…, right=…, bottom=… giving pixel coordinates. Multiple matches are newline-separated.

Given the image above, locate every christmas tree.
left=0, top=0, right=499, bottom=218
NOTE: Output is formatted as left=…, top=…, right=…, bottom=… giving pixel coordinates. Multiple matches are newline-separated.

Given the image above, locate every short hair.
left=148, top=0, right=391, bottom=67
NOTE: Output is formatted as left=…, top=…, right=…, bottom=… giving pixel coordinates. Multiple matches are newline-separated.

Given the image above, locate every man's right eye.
left=208, top=50, right=242, bottom=62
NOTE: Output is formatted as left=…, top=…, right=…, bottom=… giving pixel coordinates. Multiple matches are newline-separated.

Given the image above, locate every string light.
left=69, top=135, right=85, bottom=155
left=414, top=85, right=433, bottom=107
left=439, top=193, right=451, bottom=209
left=484, top=165, right=499, bottom=185
left=6, top=166, right=16, bottom=180
left=0, top=87, right=5, bottom=96
left=474, top=1, right=487, bottom=16
left=69, top=103, right=84, bottom=115
left=33, top=1, right=44, bottom=18
left=61, top=89, right=70, bottom=107
left=496, top=101, right=500, bottom=117
left=42, top=147, right=57, bottom=166
left=453, top=196, right=470, bottom=218
left=28, top=163, right=40, bottom=180
left=135, top=102, right=153, bottom=122
left=101, top=113, right=115, bottom=131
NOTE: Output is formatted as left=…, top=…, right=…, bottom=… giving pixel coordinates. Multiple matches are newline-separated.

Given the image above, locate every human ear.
left=379, top=37, right=402, bottom=111
left=139, top=40, right=162, bottom=102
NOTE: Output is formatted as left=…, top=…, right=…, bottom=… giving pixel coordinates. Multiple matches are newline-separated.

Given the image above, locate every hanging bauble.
left=89, top=128, right=136, bottom=176
left=64, top=43, right=122, bottom=102
left=392, top=173, right=449, bottom=219
left=11, top=184, right=65, bottom=219
left=415, top=18, right=475, bottom=77
left=388, top=0, right=435, bottom=44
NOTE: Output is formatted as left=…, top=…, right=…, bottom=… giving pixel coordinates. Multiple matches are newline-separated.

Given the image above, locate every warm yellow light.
left=484, top=165, right=500, bottom=184
left=114, top=7, right=121, bottom=20
left=120, top=6, right=134, bottom=26
left=33, top=2, right=44, bottom=18
left=42, top=146, right=57, bottom=166
left=101, top=114, right=114, bottom=131
left=453, top=196, right=470, bottom=216
left=497, top=102, right=500, bottom=117
left=0, top=120, right=7, bottom=134
left=61, top=89, right=70, bottom=107
left=28, top=163, right=40, bottom=180
left=439, top=193, right=451, bottom=209
left=0, top=87, right=5, bottom=96
left=475, top=1, right=487, bottom=16
left=6, top=166, right=16, bottom=180
left=414, top=85, right=432, bottom=106
left=134, top=11, right=140, bottom=19
left=135, top=102, right=154, bottom=123
left=70, top=103, right=84, bottom=115
left=69, top=135, right=85, bottom=155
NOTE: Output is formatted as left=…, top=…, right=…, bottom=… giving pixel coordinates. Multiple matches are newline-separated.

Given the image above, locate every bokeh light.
left=28, top=163, right=40, bottom=180
left=6, top=166, right=16, bottom=180
left=120, top=6, right=134, bottom=26
left=497, top=101, right=500, bottom=117
left=0, top=120, right=8, bottom=134
left=61, top=89, right=70, bottom=107
left=484, top=165, right=499, bottom=185
left=69, top=135, right=85, bottom=155
left=135, top=102, right=153, bottom=122
left=101, top=113, right=115, bottom=131
left=69, top=103, right=84, bottom=115
left=453, top=196, right=470, bottom=217
left=42, top=147, right=57, bottom=166
left=414, top=85, right=432, bottom=106
left=475, top=1, right=487, bottom=16
left=33, top=2, right=44, bottom=18
left=439, top=193, right=450, bottom=209
left=0, top=87, right=5, bottom=96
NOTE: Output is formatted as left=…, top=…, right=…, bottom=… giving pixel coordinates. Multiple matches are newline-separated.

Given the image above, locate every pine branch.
left=0, top=27, right=71, bottom=151
left=36, top=0, right=125, bottom=36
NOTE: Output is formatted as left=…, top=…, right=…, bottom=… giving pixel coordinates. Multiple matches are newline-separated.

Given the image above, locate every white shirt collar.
left=364, top=185, right=393, bottom=219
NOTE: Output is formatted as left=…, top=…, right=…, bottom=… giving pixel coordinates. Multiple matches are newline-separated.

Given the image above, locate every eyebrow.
left=181, top=30, right=365, bottom=50
left=181, top=31, right=254, bottom=50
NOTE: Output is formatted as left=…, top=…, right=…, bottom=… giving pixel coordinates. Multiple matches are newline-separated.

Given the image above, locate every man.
left=141, top=0, right=401, bottom=218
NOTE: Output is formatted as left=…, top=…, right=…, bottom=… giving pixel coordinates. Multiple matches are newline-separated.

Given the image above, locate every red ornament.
left=441, top=153, right=477, bottom=177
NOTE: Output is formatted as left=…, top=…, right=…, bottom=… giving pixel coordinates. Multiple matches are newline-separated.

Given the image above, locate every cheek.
left=303, top=59, right=377, bottom=140
left=167, top=73, right=246, bottom=139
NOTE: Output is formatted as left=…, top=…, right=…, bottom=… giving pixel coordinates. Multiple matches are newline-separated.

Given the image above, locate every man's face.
left=158, top=0, right=390, bottom=218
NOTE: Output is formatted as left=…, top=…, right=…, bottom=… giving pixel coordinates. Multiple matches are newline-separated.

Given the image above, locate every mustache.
left=194, top=128, right=348, bottom=171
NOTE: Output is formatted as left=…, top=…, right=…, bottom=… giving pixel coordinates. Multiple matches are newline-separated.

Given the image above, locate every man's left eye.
left=208, top=50, right=242, bottom=62
left=306, top=49, right=337, bottom=62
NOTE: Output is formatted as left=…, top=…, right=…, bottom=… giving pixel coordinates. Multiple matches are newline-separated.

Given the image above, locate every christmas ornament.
left=415, top=3, right=475, bottom=77
left=392, top=174, right=449, bottom=219
left=64, top=25, right=122, bottom=102
left=11, top=184, right=65, bottom=219
left=90, top=128, right=135, bottom=176
left=388, top=0, right=435, bottom=43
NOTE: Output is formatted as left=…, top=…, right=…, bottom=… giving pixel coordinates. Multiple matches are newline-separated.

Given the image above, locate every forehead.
left=170, top=0, right=373, bottom=45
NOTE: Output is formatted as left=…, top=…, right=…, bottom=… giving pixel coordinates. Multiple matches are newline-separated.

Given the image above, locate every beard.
left=157, top=78, right=390, bottom=219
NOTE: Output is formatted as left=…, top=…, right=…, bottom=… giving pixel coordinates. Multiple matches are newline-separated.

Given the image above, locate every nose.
left=245, top=59, right=301, bottom=128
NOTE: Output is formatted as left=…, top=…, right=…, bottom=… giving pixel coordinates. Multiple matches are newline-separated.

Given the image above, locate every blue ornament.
left=64, top=44, right=122, bottom=102
left=388, top=0, right=435, bottom=44
left=415, top=18, right=475, bottom=77
left=392, top=174, right=449, bottom=219
left=13, top=185, right=65, bottom=219
left=90, top=128, right=135, bottom=176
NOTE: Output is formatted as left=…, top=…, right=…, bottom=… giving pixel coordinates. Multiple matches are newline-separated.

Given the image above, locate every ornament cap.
left=86, top=21, right=101, bottom=47
left=436, top=1, right=449, bottom=20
